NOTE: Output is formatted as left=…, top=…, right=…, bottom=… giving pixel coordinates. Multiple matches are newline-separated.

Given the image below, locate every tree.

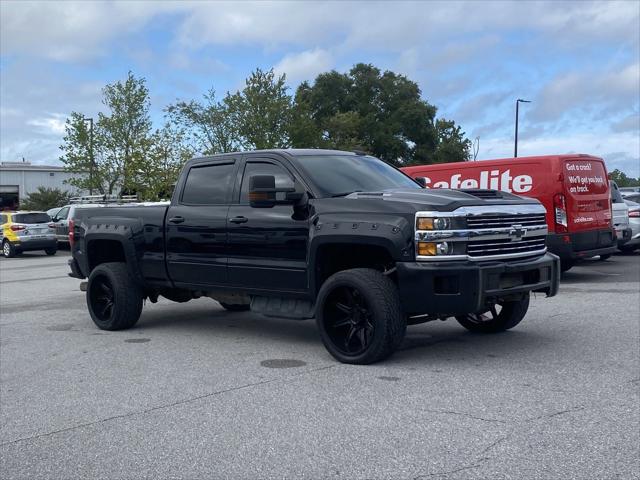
left=609, top=169, right=640, bottom=187
left=20, top=187, right=73, bottom=211
left=134, top=123, right=194, bottom=201
left=166, top=89, right=241, bottom=155
left=225, top=68, right=292, bottom=149
left=291, top=63, right=470, bottom=166
left=61, top=72, right=153, bottom=196
left=431, top=119, right=471, bottom=164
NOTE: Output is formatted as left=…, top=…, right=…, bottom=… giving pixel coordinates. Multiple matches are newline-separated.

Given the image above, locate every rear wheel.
left=219, top=302, right=250, bottom=312
left=87, top=262, right=143, bottom=330
left=456, top=294, right=530, bottom=333
left=44, top=247, right=57, bottom=256
left=316, top=268, right=406, bottom=365
left=2, top=240, right=16, bottom=258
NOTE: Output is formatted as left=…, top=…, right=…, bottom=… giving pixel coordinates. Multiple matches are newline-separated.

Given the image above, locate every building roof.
left=0, top=162, right=67, bottom=172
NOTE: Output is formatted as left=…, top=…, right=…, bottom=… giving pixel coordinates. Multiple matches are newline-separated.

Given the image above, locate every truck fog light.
left=417, top=241, right=452, bottom=256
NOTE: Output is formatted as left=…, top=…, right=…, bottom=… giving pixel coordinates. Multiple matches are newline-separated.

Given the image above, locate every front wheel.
left=316, top=268, right=406, bottom=365
left=456, top=294, right=530, bottom=333
left=44, top=247, right=57, bottom=256
left=87, top=262, right=143, bottom=330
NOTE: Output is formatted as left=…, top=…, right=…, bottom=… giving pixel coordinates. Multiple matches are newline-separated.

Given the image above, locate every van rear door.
left=562, top=158, right=610, bottom=232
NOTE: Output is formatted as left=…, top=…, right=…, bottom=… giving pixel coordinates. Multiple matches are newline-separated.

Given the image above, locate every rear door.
left=165, top=158, right=239, bottom=288
left=562, top=158, right=610, bottom=232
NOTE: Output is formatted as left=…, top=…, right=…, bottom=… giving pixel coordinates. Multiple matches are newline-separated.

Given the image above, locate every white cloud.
left=273, top=49, right=333, bottom=84
left=26, top=113, right=67, bottom=135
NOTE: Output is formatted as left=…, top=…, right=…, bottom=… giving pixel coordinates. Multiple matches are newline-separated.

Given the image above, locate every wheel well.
left=314, top=243, right=396, bottom=293
left=87, top=239, right=125, bottom=271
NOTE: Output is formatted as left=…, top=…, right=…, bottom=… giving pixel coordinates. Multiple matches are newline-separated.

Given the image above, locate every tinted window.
left=610, top=181, right=624, bottom=204
left=294, top=154, right=420, bottom=197
left=14, top=213, right=50, bottom=224
left=181, top=163, right=235, bottom=205
left=240, top=162, right=293, bottom=203
left=1, top=215, right=6, bottom=224
left=55, top=207, right=70, bottom=220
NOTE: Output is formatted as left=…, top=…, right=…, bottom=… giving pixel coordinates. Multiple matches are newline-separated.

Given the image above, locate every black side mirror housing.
left=249, top=175, right=303, bottom=208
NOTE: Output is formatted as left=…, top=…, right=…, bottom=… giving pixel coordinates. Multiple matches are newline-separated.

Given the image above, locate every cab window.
left=181, top=162, right=235, bottom=205
left=55, top=207, right=70, bottom=220
left=1, top=214, right=7, bottom=224
left=239, top=162, right=293, bottom=204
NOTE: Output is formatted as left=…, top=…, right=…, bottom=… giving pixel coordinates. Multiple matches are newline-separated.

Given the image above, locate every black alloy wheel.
left=456, top=293, right=530, bottom=333
left=323, top=285, right=375, bottom=356
left=89, top=274, right=115, bottom=322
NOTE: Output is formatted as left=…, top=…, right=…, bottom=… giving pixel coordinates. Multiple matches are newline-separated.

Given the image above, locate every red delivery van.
left=402, top=154, right=617, bottom=272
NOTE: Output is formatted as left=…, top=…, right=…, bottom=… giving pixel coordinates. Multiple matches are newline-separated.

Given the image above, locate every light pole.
left=514, top=99, right=531, bottom=158
left=82, top=117, right=94, bottom=194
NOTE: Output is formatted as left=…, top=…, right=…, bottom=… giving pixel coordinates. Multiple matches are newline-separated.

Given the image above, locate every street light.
left=514, top=98, right=531, bottom=158
left=82, top=117, right=94, bottom=194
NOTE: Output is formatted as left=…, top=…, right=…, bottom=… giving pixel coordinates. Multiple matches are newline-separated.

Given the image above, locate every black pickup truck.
left=69, top=149, right=560, bottom=364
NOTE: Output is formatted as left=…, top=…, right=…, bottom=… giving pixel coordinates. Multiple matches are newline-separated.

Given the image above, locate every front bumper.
left=396, top=253, right=560, bottom=316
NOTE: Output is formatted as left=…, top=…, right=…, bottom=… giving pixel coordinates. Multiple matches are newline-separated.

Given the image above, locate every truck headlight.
left=417, top=241, right=453, bottom=256
left=416, top=217, right=451, bottom=230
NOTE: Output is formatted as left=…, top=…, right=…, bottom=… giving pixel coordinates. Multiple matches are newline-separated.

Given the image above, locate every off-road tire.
left=44, top=247, right=57, bottom=256
left=316, top=268, right=406, bottom=365
left=87, top=262, right=143, bottom=331
left=456, top=293, right=530, bottom=333
left=219, top=302, right=251, bottom=312
left=2, top=240, right=16, bottom=258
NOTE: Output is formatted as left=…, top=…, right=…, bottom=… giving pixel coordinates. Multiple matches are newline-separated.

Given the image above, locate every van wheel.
left=87, top=262, right=143, bottom=330
left=2, top=240, right=16, bottom=258
left=44, top=247, right=57, bottom=256
left=316, top=268, right=406, bottom=365
left=560, top=260, right=573, bottom=272
left=456, top=294, right=530, bottom=333
left=219, top=302, right=250, bottom=312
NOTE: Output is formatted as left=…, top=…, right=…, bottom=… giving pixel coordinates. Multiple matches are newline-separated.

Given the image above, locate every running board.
left=250, top=296, right=314, bottom=320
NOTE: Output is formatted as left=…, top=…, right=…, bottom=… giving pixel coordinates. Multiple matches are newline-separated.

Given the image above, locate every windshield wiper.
left=331, top=190, right=362, bottom=198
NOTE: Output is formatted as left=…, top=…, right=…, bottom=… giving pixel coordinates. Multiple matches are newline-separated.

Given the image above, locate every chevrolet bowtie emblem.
left=509, top=224, right=526, bottom=241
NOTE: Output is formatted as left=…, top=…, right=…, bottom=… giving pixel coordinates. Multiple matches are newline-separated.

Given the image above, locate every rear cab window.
left=13, top=213, right=50, bottom=224
left=181, top=162, right=236, bottom=205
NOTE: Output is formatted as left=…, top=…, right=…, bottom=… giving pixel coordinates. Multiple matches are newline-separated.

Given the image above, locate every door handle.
left=230, top=216, right=248, bottom=224
left=169, top=216, right=185, bottom=224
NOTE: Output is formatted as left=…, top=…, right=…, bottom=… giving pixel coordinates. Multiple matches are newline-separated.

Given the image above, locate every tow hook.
left=80, top=281, right=87, bottom=292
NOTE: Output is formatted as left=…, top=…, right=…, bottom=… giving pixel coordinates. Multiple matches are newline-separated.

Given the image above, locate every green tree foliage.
left=225, top=68, right=292, bottom=149
left=59, top=112, right=103, bottom=194
left=431, top=119, right=472, bottom=164
left=290, top=63, right=469, bottom=165
left=609, top=169, right=640, bottom=187
left=20, top=187, right=73, bottom=211
left=166, top=89, right=241, bottom=154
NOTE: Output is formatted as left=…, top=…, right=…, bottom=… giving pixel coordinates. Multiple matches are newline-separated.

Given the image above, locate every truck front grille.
left=466, top=213, right=547, bottom=229
left=467, top=237, right=546, bottom=258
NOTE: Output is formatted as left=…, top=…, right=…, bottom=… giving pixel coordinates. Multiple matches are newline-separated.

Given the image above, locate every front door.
left=165, top=160, right=238, bottom=288
left=227, top=158, right=309, bottom=292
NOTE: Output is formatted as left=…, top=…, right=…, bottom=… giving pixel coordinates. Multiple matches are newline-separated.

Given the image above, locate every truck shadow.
left=136, top=301, right=554, bottom=364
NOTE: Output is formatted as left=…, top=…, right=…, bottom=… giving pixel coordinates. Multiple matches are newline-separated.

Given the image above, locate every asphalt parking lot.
left=1, top=250, right=638, bottom=479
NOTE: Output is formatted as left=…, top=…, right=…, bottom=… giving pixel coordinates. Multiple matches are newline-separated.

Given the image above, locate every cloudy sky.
left=1, top=1, right=639, bottom=175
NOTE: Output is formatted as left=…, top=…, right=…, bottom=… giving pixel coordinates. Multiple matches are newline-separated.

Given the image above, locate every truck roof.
left=190, top=149, right=364, bottom=163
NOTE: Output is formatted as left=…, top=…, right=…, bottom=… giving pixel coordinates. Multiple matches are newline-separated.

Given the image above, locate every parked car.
left=610, top=180, right=631, bottom=253
left=68, top=149, right=560, bottom=365
left=51, top=204, right=105, bottom=243
left=47, top=206, right=63, bottom=219
left=620, top=200, right=640, bottom=252
left=1, top=211, right=57, bottom=257
left=621, top=192, right=640, bottom=203
left=401, top=154, right=616, bottom=272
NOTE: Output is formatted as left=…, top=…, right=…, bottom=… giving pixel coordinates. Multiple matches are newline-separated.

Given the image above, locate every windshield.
left=294, top=154, right=420, bottom=197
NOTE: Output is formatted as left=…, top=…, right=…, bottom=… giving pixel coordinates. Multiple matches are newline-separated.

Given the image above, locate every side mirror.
left=415, top=177, right=427, bottom=188
left=249, top=175, right=303, bottom=208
